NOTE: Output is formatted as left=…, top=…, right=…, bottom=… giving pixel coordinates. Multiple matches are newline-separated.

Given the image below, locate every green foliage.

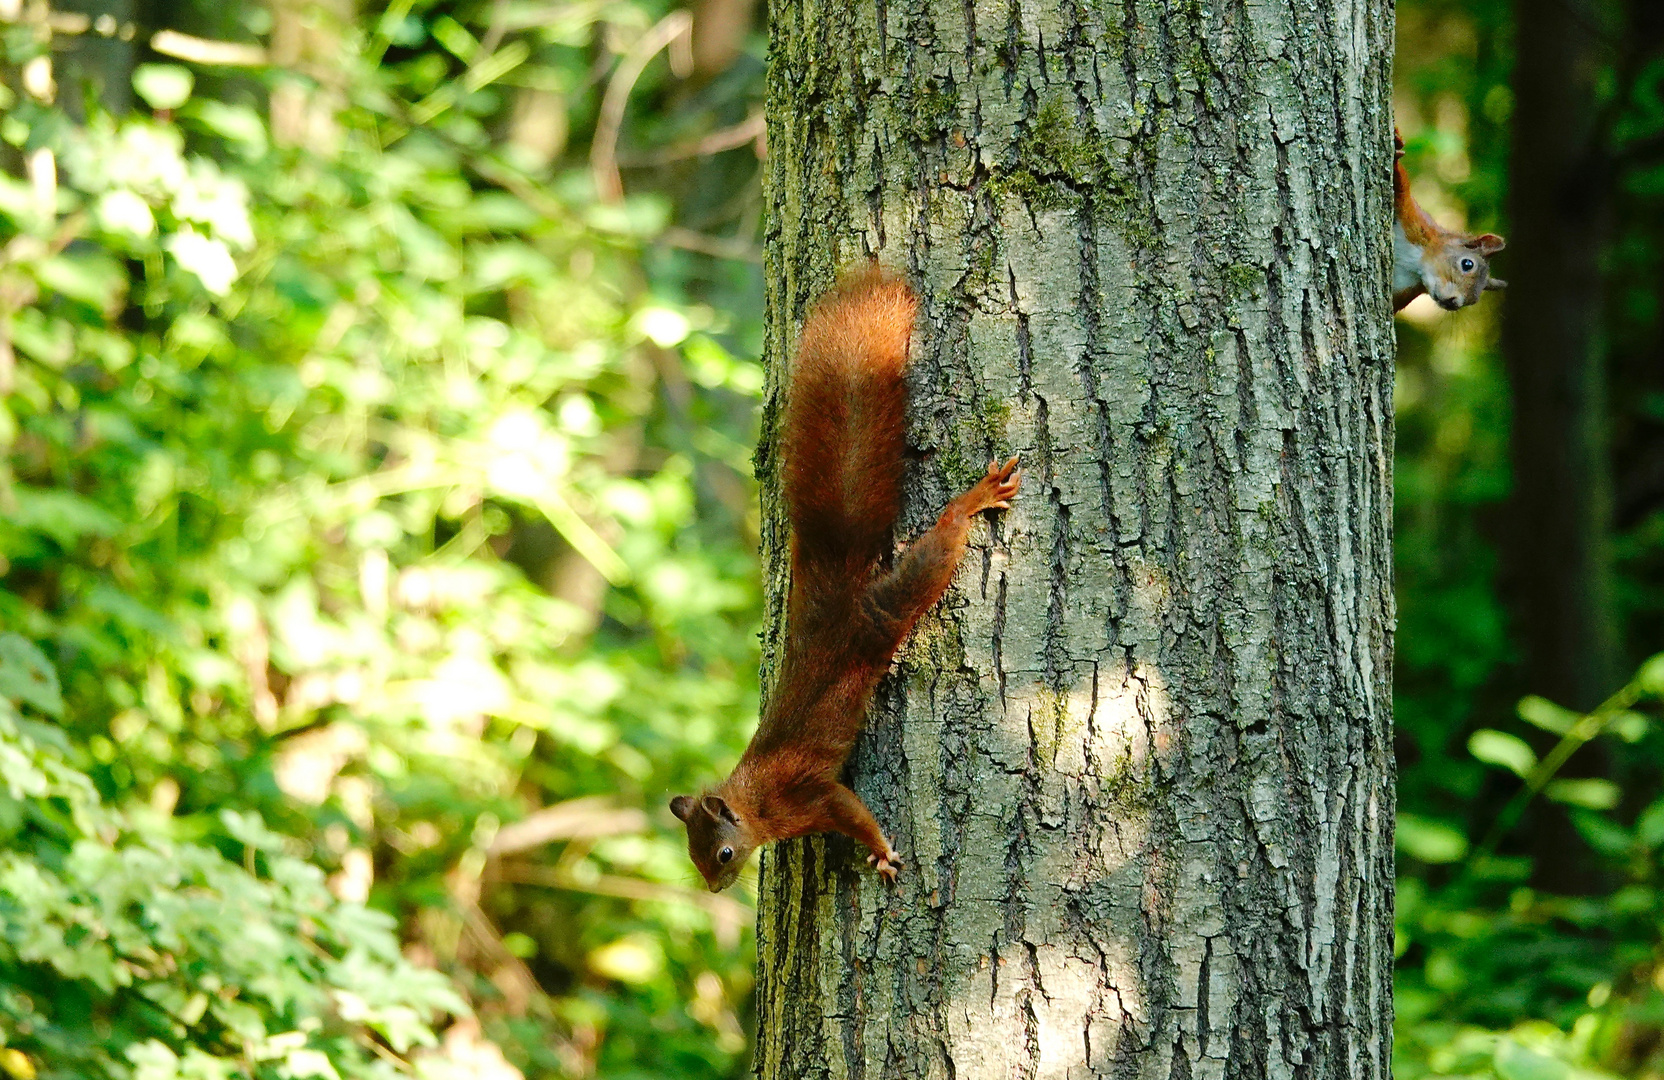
left=1396, top=658, right=1664, bottom=1080
left=1, top=0, right=764, bottom=1076
left=0, top=634, right=464, bottom=1078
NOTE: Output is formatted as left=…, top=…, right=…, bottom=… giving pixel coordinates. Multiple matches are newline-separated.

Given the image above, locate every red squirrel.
left=670, top=269, right=1021, bottom=891
left=1394, top=127, right=1506, bottom=312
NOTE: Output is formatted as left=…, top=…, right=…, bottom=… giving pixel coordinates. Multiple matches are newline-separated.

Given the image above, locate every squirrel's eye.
left=718, top=847, right=734, bottom=864
left=1460, top=257, right=1475, bottom=273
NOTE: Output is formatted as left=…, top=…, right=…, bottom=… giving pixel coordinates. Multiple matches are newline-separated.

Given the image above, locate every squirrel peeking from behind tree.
left=669, top=268, right=1021, bottom=892
left=1394, top=127, right=1507, bottom=312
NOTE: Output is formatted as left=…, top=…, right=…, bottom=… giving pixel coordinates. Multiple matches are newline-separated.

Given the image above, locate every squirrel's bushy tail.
left=781, top=268, right=916, bottom=584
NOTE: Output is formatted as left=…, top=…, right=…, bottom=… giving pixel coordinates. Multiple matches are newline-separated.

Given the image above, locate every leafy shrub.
left=1, top=1, right=764, bottom=1076
left=0, top=633, right=463, bottom=1078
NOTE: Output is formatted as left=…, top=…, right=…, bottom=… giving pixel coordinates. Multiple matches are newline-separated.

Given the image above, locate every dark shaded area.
left=1501, top=0, right=1615, bottom=715
left=1503, top=0, right=1616, bottom=899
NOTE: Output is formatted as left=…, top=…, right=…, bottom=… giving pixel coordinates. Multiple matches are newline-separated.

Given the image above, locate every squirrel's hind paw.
left=867, top=849, right=905, bottom=883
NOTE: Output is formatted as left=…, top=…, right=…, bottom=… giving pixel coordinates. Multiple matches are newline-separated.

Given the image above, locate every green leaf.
left=429, top=15, right=480, bottom=62
left=0, top=175, right=46, bottom=230
left=133, top=64, right=194, bottom=110
left=1517, top=695, right=1579, bottom=736
left=32, top=251, right=127, bottom=312
left=96, top=189, right=157, bottom=239
left=1605, top=709, right=1650, bottom=743
left=1543, top=778, right=1620, bottom=810
left=469, top=242, right=555, bottom=289
left=584, top=194, right=671, bottom=237
left=280, top=1047, right=339, bottom=1079
left=1494, top=1039, right=1571, bottom=1080
left=1396, top=813, right=1470, bottom=864
left=9, top=488, right=124, bottom=546
left=9, top=308, right=75, bottom=367
left=125, top=1039, right=180, bottom=1078
left=1637, top=652, right=1664, bottom=695
left=1637, top=798, right=1664, bottom=848
left=165, top=227, right=238, bottom=295
left=447, top=192, right=540, bottom=232
left=1469, top=729, right=1538, bottom=778
left=182, top=100, right=269, bottom=155
left=0, top=634, right=63, bottom=718
left=1570, top=809, right=1633, bottom=858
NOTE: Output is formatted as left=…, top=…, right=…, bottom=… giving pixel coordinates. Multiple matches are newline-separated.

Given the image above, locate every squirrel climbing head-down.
left=1395, top=226, right=1506, bottom=311
left=1392, top=127, right=1507, bottom=313
left=668, top=268, right=1021, bottom=892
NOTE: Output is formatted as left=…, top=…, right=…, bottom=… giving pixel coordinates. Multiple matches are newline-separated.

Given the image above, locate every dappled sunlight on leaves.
left=1, top=0, right=764, bottom=1075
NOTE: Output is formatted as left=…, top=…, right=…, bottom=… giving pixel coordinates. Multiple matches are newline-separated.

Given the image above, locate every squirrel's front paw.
left=866, top=849, right=905, bottom=883
left=975, top=456, right=1022, bottom=511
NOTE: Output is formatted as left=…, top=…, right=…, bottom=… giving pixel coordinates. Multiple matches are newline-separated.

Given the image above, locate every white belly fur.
left=1393, top=222, right=1426, bottom=294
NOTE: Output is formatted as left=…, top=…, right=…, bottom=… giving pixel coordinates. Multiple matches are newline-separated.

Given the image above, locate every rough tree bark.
left=752, top=3, right=1397, bottom=1079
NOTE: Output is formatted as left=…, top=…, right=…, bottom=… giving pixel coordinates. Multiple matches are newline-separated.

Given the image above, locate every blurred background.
left=0, top=0, right=1661, bottom=1078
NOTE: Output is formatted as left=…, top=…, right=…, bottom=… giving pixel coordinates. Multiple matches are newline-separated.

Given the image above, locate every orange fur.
left=670, top=269, right=1021, bottom=891
left=1393, top=127, right=1507, bottom=312
left=1393, top=151, right=1440, bottom=248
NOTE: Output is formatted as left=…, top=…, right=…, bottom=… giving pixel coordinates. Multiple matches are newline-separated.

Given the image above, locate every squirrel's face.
left=670, top=793, right=754, bottom=892
left=1424, top=232, right=1507, bottom=310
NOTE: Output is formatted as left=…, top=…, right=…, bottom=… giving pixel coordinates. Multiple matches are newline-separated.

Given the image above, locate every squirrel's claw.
left=866, top=849, right=904, bottom=883
left=981, top=456, right=1022, bottom=509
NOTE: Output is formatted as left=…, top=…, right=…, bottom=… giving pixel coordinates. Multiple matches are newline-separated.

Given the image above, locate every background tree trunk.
left=1501, top=0, right=1616, bottom=716
left=1502, top=0, right=1617, bottom=895
left=754, top=3, right=1396, bottom=1079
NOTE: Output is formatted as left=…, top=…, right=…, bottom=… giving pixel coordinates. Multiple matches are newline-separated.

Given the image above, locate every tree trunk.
left=1500, top=0, right=1616, bottom=714
left=1502, top=0, right=1616, bottom=895
left=753, top=3, right=1396, bottom=1079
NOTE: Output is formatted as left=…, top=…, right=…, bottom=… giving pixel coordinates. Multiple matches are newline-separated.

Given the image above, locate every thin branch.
left=491, top=862, right=751, bottom=926
left=488, top=797, right=649, bottom=855
left=476, top=0, right=512, bottom=57
left=150, top=29, right=268, bottom=66
left=590, top=11, right=693, bottom=203
left=1469, top=680, right=1645, bottom=867
left=658, top=225, right=761, bottom=263
left=616, top=111, right=765, bottom=166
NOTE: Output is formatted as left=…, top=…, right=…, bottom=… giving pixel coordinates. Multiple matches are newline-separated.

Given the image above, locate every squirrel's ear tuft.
left=702, top=795, right=740, bottom=825
left=1485, top=277, right=1508, bottom=291
left=670, top=795, right=696, bottom=822
left=1470, top=233, right=1506, bottom=255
